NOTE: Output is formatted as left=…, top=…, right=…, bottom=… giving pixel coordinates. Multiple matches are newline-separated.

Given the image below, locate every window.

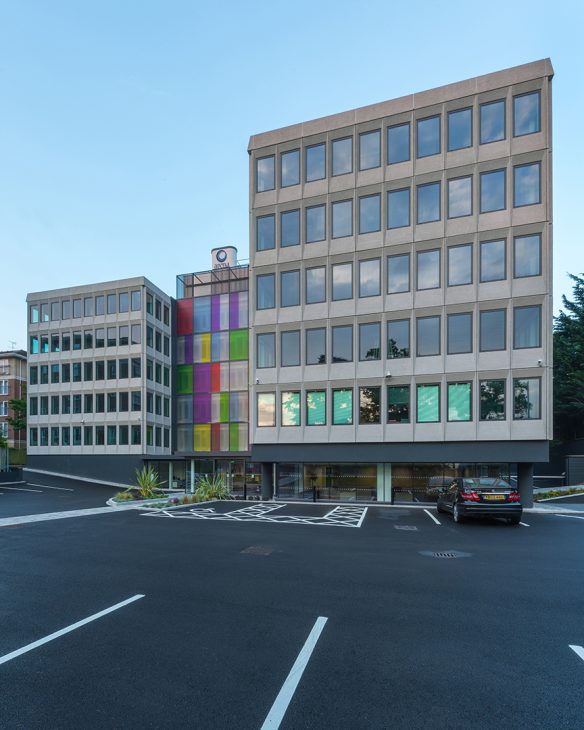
left=417, top=249, right=440, bottom=290
left=480, top=239, right=506, bottom=282
left=448, top=244, right=472, bottom=286
left=40, top=427, right=49, bottom=447
left=107, top=359, right=117, bottom=379
left=480, top=379, right=506, bottom=420
left=256, top=274, right=275, bottom=310
left=107, top=327, right=116, bottom=347
left=332, top=137, right=352, bottom=176
left=359, top=322, right=380, bottom=360
left=119, top=292, right=129, bottom=313
left=359, top=259, right=380, bottom=298
left=95, top=295, right=105, bottom=315
left=359, top=130, right=380, bottom=170
left=448, top=382, right=472, bottom=421
left=387, top=253, right=410, bottom=294
left=40, top=395, right=48, bottom=415
left=73, top=395, right=82, bottom=414
left=257, top=333, right=275, bottom=368
left=480, top=100, right=505, bottom=144
left=84, top=394, right=93, bottom=413
left=281, top=209, right=300, bottom=247
left=30, top=304, right=39, bottom=323
left=257, top=393, right=276, bottom=427
left=306, top=143, right=325, bottom=182
left=94, top=426, right=104, bottom=446
left=359, top=386, right=380, bottom=424
left=256, top=215, right=275, bottom=252
left=514, top=163, right=541, bottom=207
left=333, top=389, right=353, bottom=425
left=51, top=301, right=60, bottom=321
left=332, top=199, right=353, bottom=238
left=84, top=426, right=93, bottom=446
left=62, top=300, right=71, bottom=319
left=388, top=385, right=410, bottom=423
left=480, top=309, right=506, bottom=351
left=30, top=428, right=38, bottom=447
left=417, top=116, right=441, bottom=157
left=40, top=365, right=48, bottom=384
left=95, top=394, right=104, bottom=413
left=514, top=378, right=541, bottom=419
left=513, top=306, right=541, bottom=349
left=281, top=330, right=300, bottom=367
left=332, top=325, right=353, bottom=362
left=306, top=267, right=326, bottom=304
left=417, top=316, right=441, bottom=356
left=131, top=391, right=141, bottom=411
left=447, top=313, right=472, bottom=354
left=387, top=122, right=410, bottom=164
left=306, top=390, right=326, bottom=426
left=51, top=395, right=59, bottom=415
left=51, top=333, right=60, bottom=352
left=146, top=293, right=153, bottom=315
left=131, top=358, right=141, bottom=378
left=332, top=262, right=353, bottom=301
left=131, top=324, right=141, bottom=345
left=306, top=328, right=326, bottom=365
left=30, top=336, right=39, bottom=355
left=281, top=392, right=300, bottom=426
left=281, top=149, right=300, bottom=187
left=29, top=396, right=38, bottom=415
left=388, top=319, right=410, bottom=359
left=82, top=330, right=92, bottom=349
left=448, top=176, right=472, bottom=218
left=119, top=325, right=129, bottom=346
left=41, top=335, right=49, bottom=353
left=131, top=425, right=141, bottom=445
left=417, top=182, right=440, bottom=223
left=131, top=290, right=141, bottom=311
left=50, top=427, right=59, bottom=446
left=83, top=362, right=93, bottom=381
left=62, top=364, right=70, bottom=383
left=417, top=384, right=440, bottom=423
left=306, top=205, right=326, bottom=243
left=256, top=155, right=275, bottom=192
left=147, top=359, right=153, bottom=380
left=29, top=366, right=38, bottom=385
left=387, top=188, right=410, bottom=229
left=281, top=270, right=300, bottom=307
left=359, top=194, right=380, bottom=234
left=107, top=294, right=116, bottom=315
left=448, top=108, right=472, bottom=151
left=95, top=328, right=105, bottom=348
left=72, top=363, right=81, bottom=382
left=514, top=234, right=541, bottom=278
left=118, top=392, right=128, bottom=412
left=480, top=169, right=506, bottom=212
left=61, top=332, right=70, bottom=351
left=72, top=299, right=82, bottom=318
left=513, top=91, right=540, bottom=137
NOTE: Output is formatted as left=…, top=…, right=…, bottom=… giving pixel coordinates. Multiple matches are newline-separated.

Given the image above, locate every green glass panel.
left=177, top=365, right=193, bottom=395
left=448, top=383, right=471, bottom=421
left=307, top=391, right=326, bottom=426
left=333, top=389, right=353, bottom=425
left=388, top=386, right=409, bottom=405
left=282, top=392, right=300, bottom=426
left=417, top=385, right=439, bottom=423
left=229, top=423, right=239, bottom=451
left=229, top=329, right=249, bottom=361
left=220, top=392, right=230, bottom=423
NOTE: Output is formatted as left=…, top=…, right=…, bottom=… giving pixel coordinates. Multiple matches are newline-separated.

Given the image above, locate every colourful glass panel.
left=177, top=299, right=193, bottom=335
left=229, top=292, right=239, bottom=330
left=220, top=423, right=230, bottom=451
left=211, top=422, right=221, bottom=452
left=194, top=393, right=211, bottom=423
left=194, top=296, right=211, bottom=333
left=177, top=365, right=193, bottom=395
left=211, top=362, right=221, bottom=393
left=194, top=363, right=211, bottom=393
left=229, top=329, right=248, bottom=361
left=211, top=295, right=221, bottom=332
left=194, top=424, right=211, bottom=452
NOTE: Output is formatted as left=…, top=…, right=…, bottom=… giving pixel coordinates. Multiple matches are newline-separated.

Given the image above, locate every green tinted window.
left=282, top=392, right=300, bottom=426
left=229, top=329, right=248, bottom=361
left=447, top=383, right=471, bottom=421
left=177, top=365, right=193, bottom=395
left=306, top=391, right=326, bottom=426
left=333, top=389, right=353, bottom=425
left=417, top=384, right=440, bottom=423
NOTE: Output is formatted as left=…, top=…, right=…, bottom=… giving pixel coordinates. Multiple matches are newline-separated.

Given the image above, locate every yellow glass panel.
left=194, top=424, right=211, bottom=452
left=201, top=333, right=211, bottom=363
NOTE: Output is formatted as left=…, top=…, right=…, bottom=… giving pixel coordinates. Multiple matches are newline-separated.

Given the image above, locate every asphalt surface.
left=1, top=483, right=583, bottom=729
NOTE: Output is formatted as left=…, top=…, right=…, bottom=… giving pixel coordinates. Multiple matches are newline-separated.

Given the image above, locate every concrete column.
left=168, top=461, right=173, bottom=489
left=261, top=462, right=274, bottom=500
left=518, top=463, right=534, bottom=508
left=190, top=459, right=195, bottom=494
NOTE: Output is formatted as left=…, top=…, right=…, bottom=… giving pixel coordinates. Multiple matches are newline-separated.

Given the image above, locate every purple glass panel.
left=193, top=393, right=211, bottom=423
left=194, top=363, right=211, bottom=393
left=229, top=292, right=239, bottom=329
left=184, top=334, right=193, bottom=364
left=211, top=295, right=221, bottom=332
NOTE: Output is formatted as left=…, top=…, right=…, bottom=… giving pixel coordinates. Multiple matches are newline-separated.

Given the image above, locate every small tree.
left=8, top=385, right=27, bottom=449
left=0, top=433, right=7, bottom=449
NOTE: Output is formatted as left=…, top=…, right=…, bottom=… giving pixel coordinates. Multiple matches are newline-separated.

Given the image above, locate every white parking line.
left=261, top=616, right=328, bottom=729
left=423, top=509, right=441, bottom=525
left=27, top=483, right=74, bottom=492
left=0, top=486, right=43, bottom=493
left=555, top=514, right=584, bottom=521
left=519, top=522, right=530, bottom=527
left=569, top=645, right=584, bottom=662
left=0, top=594, right=145, bottom=666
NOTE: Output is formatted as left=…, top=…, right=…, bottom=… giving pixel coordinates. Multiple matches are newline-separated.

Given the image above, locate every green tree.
left=554, top=273, right=584, bottom=442
left=0, top=433, right=7, bottom=449
left=8, top=385, right=27, bottom=435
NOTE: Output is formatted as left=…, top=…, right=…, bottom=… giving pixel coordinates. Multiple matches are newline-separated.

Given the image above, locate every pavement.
left=1, top=478, right=583, bottom=729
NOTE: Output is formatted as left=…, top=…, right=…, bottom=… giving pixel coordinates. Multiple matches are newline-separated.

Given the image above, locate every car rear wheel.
left=436, top=501, right=444, bottom=513
left=508, top=516, right=521, bottom=525
left=453, top=504, right=464, bottom=523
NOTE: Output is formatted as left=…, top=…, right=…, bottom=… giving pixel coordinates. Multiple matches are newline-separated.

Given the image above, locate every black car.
left=436, top=477, right=522, bottom=525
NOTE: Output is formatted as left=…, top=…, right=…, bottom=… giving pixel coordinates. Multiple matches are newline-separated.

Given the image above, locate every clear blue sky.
left=1, top=0, right=582, bottom=350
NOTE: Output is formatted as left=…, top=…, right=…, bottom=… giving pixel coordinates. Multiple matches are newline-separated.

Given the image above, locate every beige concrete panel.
left=478, top=139, right=511, bottom=162
left=329, top=173, right=356, bottom=194
left=303, top=302, right=329, bottom=322
left=303, top=426, right=328, bottom=442
left=414, top=221, right=445, bottom=243
left=253, top=310, right=277, bottom=327
left=385, top=227, right=414, bottom=246
left=478, top=210, right=511, bottom=232
left=356, top=360, right=384, bottom=379
left=356, top=425, right=384, bottom=441
left=510, top=419, right=547, bottom=440
left=477, top=350, right=511, bottom=371
left=445, top=421, right=478, bottom=441
left=303, top=241, right=328, bottom=260
left=385, top=359, right=413, bottom=377
left=445, top=215, right=477, bottom=238
left=278, top=186, right=301, bottom=205
left=278, top=306, right=302, bottom=324
left=413, top=289, right=444, bottom=309
left=303, top=179, right=328, bottom=198
left=253, top=249, right=278, bottom=268
left=511, top=204, right=546, bottom=228
left=445, top=146, right=478, bottom=168
left=356, top=95, right=413, bottom=123
left=445, top=353, right=476, bottom=373
left=385, top=160, right=414, bottom=182
left=414, top=355, right=444, bottom=376
left=330, top=236, right=356, bottom=256
left=413, top=422, right=444, bottom=440
left=477, top=421, right=511, bottom=440
left=383, top=423, right=414, bottom=442
left=303, top=365, right=327, bottom=382
left=278, top=366, right=302, bottom=383
left=510, top=132, right=546, bottom=157
left=329, top=363, right=356, bottom=380
left=356, top=296, right=383, bottom=316
left=414, top=154, right=445, bottom=176
left=477, top=281, right=512, bottom=302
left=279, top=427, right=303, bottom=443
left=253, top=427, right=278, bottom=443
left=356, top=167, right=383, bottom=188
left=328, top=299, right=356, bottom=318
left=445, top=284, right=476, bottom=305
left=356, top=232, right=383, bottom=252
left=511, top=277, right=546, bottom=298
left=386, top=292, right=414, bottom=313
left=253, top=190, right=277, bottom=208
left=329, top=426, right=356, bottom=442
left=277, top=246, right=302, bottom=266
left=510, top=349, right=543, bottom=370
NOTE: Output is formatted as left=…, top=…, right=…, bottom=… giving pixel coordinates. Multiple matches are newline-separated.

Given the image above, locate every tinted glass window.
left=513, top=378, right=540, bottom=419
left=306, top=391, right=326, bottom=425
left=281, top=270, right=300, bottom=307
left=257, top=393, right=276, bottom=426
left=387, top=319, right=410, bottom=358
left=359, top=386, right=381, bottom=424
left=332, top=263, right=353, bottom=300
left=306, top=328, right=326, bottom=365
left=513, top=92, right=540, bottom=137
left=417, top=316, right=441, bottom=356
left=447, top=313, right=472, bottom=354
left=448, top=244, right=472, bottom=286
left=480, top=169, right=506, bottom=212
left=131, top=290, right=141, bottom=311
left=256, top=215, right=275, bottom=251
left=359, top=322, right=381, bottom=361
left=417, top=249, right=440, bottom=290
left=306, top=205, right=325, bottom=243
left=256, top=274, right=275, bottom=310
left=281, top=330, right=300, bottom=367
left=306, top=143, right=325, bottom=182
left=281, top=149, right=300, bottom=187
left=417, top=116, right=441, bottom=157
left=448, top=176, right=472, bottom=218
left=359, top=130, right=380, bottom=170
left=387, top=123, right=410, bottom=163
left=448, top=108, right=472, bottom=151
left=417, top=384, right=440, bottom=423
left=480, top=309, right=506, bottom=351
left=514, top=163, right=540, bottom=207
left=448, top=383, right=471, bottom=421
left=388, top=385, right=410, bottom=423
left=281, top=209, right=300, bottom=247
left=417, top=182, right=441, bottom=223
left=333, top=389, right=353, bottom=425
left=514, top=234, right=541, bottom=278
left=256, top=156, right=275, bottom=192
left=281, top=392, right=300, bottom=426
left=514, top=306, right=541, bottom=349
left=387, top=188, right=410, bottom=229
left=332, top=137, right=353, bottom=175
left=480, top=380, right=506, bottom=420
left=359, top=194, right=380, bottom=234
left=480, top=100, right=505, bottom=144
left=387, top=254, right=410, bottom=294
left=332, top=199, right=353, bottom=238
left=359, top=259, right=380, bottom=298
left=332, top=325, right=353, bottom=362
left=306, top=267, right=326, bottom=304
left=480, top=240, right=506, bottom=282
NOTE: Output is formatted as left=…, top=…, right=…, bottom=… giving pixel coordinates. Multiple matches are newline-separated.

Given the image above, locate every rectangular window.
left=83, top=297, right=93, bottom=317
left=480, top=99, right=505, bottom=144
left=62, top=300, right=71, bottom=319
left=30, top=336, right=39, bottom=355
left=332, top=199, right=353, bottom=238
left=513, top=378, right=541, bottom=419
left=448, top=244, right=472, bottom=286
left=40, top=302, right=49, bottom=322
left=119, top=392, right=129, bottom=412
left=448, top=176, right=472, bottom=218
left=94, top=394, right=104, bottom=413
left=417, top=384, right=440, bottom=423
left=480, top=239, right=506, bottom=283
left=40, top=365, right=48, bottom=384
left=131, top=358, right=141, bottom=378
left=306, top=266, right=326, bottom=304
left=332, top=325, right=353, bottom=363
left=95, top=328, right=105, bottom=348
left=256, top=214, right=275, bottom=252
left=417, top=182, right=441, bottom=223
left=387, top=122, right=410, bottom=164
left=84, top=426, right=93, bottom=446
left=513, top=91, right=540, bottom=137
left=387, top=253, right=410, bottom=294
left=281, top=270, right=300, bottom=307
left=73, top=299, right=82, bottom=318
left=61, top=427, right=70, bottom=446
left=306, top=390, right=326, bottom=426
left=387, top=188, right=410, bottom=229
left=281, top=391, right=300, bottom=426
left=40, top=395, right=48, bottom=415
left=51, top=427, right=59, bottom=446
left=306, top=328, right=326, bottom=365
left=514, top=234, right=541, bottom=278
left=107, top=359, right=117, bottom=379
left=448, top=382, right=472, bottom=421
left=306, top=204, right=326, bottom=243
left=359, top=322, right=380, bottom=361
left=256, top=274, right=275, bottom=310
left=513, top=305, right=541, bottom=349
left=82, top=330, right=92, bottom=349
left=62, top=395, right=71, bottom=414
left=118, top=325, right=129, bottom=346
left=333, top=389, right=353, bottom=425
left=84, top=393, right=93, bottom=413
left=281, top=330, right=300, bottom=367
left=51, top=301, right=60, bottom=321
left=281, top=209, right=300, bottom=247
left=71, top=331, right=81, bottom=351
left=131, top=324, right=141, bottom=345
left=306, top=143, right=325, bottom=182
left=131, top=391, right=141, bottom=412
left=480, top=379, right=506, bottom=421
left=332, top=137, right=352, bottom=176
left=131, top=290, right=141, bottom=311
left=73, top=395, right=82, bottom=414
left=417, top=116, right=441, bottom=157
left=84, top=362, right=93, bottom=381
left=281, top=149, right=300, bottom=187
left=514, top=162, right=541, bottom=207
left=51, top=334, right=60, bottom=353
left=95, top=361, right=104, bottom=380
left=39, top=427, right=48, bottom=447
left=480, top=309, right=506, bottom=351
left=146, top=293, right=153, bottom=315
left=388, top=319, right=410, bottom=359
left=41, top=335, right=49, bottom=353
left=359, top=129, right=380, bottom=170
left=95, top=295, right=105, bottom=315
left=30, top=428, right=38, bottom=447
left=447, top=313, right=472, bottom=354
left=256, top=155, right=275, bottom=192
left=417, top=316, right=441, bottom=356
left=257, top=392, right=276, bottom=427
left=94, top=426, right=104, bottom=446
left=447, top=108, right=472, bottom=151
left=388, top=385, right=410, bottom=423
left=359, top=386, right=380, bottom=424
left=30, top=304, right=40, bottom=323
left=359, top=258, right=380, bottom=298
left=107, top=327, right=116, bottom=347
left=131, top=425, right=141, bottom=445
left=72, top=363, right=81, bottom=382
left=480, top=169, right=506, bottom=212
left=119, top=292, right=129, bottom=313
left=257, top=333, right=275, bottom=368
left=29, top=396, right=38, bottom=415
left=332, top=262, right=353, bottom=301
left=417, top=249, right=441, bottom=290
left=29, top=366, right=38, bottom=385
left=106, top=294, right=116, bottom=315
left=359, top=194, right=381, bottom=234
left=50, top=395, right=59, bottom=415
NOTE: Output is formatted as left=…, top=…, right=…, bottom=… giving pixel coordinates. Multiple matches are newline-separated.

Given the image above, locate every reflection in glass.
left=332, top=199, right=353, bottom=238
left=514, top=234, right=541, bottom=278
left=332, top=325, right=353, bottom=362
left=514, top=92, right=540, bottom=137
left=332, top=263, right=352, bottom=300
left=417, top=116, right=441, bottom=157
left=387, top=123, right=410, bottom=163
left=257, top=333, right=275, bottom=368
left=281, top=392, right=300, bottom=426
left=448, top=177, right=472, bottom=218
left=388, top=385, right=410, bottom=423
left=387, top=188, right=410, bottom=229
left=480, top=100, right=505, bottom=144
left=281, top=150, right=300, bottom=187
left=417, top=316, right=441, bottom=356
left=256, top=215, right=275, bottom=251
left=448, top=383, right=471, bottom=421
left=306, top=143, right=325, bottom=182
left=480, top=379, right=506, bottom=420
left=387, top=254, right=410, bottom=294
left=480, top=309, right=506, bottom=351
left=306, top=205, right=325, bottom=243
left=281, top=270, right=300, bottom=307
left=359, top=259, right=380, bottom=298
left=480, top=240, right=505, bottom=282
left=281, top=330, right=300, bottom=366
left=333, top=389, right=353, bottom=425
left=480, top=169, right=505, bottom=212
left=332, top=137, right=353, bottom=175
left=359, top=322, right=381, bottom=361
left=417, top=384, right=440, bottom=423
left=256, top=156, right=275, bottom=192
left=417, top=182, right=440, bottom=223
left=387, top=319, right=410, bottom=358
left=448, top=244, right=472, bottom=286
left=513, top=378, right=540, bottom=419
left=417, top=249, right=440, bottom=290
left=448, top=109, right=472, bottom=151
left=359, top=387, right=381, bottom=424
left=447, top=313, right=472, bottom=354
left=306, top=267, right=326, bottom=304
left=306, top=328, right=326, bottom=365
left=359, top=194, right=381, bottom=234
left=514, top=163, right=540, bottom=207
left=513, top=306, right=540, bottom=349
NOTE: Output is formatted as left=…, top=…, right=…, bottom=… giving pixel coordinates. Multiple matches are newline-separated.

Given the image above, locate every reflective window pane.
left=417, top=249, right=441, bottom=290
left=513, top=378, right=540, bottom=419
left=513, top=306, right=541, bottom=349
left=359, top=322, right=380, bottom=361
left=417, top=384, right=440, bottom=423
left=480, top=380, right=506, bottom=421
left=281, top=209, right=300, bottom=247
left=257, top=333, right=275, bottom=368
left=281, top=330, right=300, bottom=366
left=332, top=325, right=353, bottom=362
left=359, top=194, right=380, bottom=234
left=387, top=254, right=410, bottom=294
left=388, top=385, right=410, bottom=423
left=306, top=391, right=326, bottom=426
left=387, top=320, right=410, bottom=359
left=332, top=199, right=353, bottom=238
left=387, top=123, right=410, bottom=163
left=257, top=393, right=276, bottom=426
left=513, top=92, right=540, bottom=137
left=256, top=155, right=275, bottom=192
left=306, top=267, right=326, bottom=304
left=281, top=270, right=300, bottom=307
left=333, top=389, right=353, bottom=425
left=417, top=182, right=441, bottom=223
left=256, top=215, right=275, bottom=251
left=448, top=383, right=471, bottom=421
left=448, top=176, right=472, bottom=218
left=514, top=163, right=540, bottom=207
left=447, top=313, right=472, bottom=354
left=417, top=316, right=441, bottom=356
left=480, top=309, right=506, bottom=351
left=480, top=169, right=506, bottom=212
left=480, top=99, right=505, bottom=144
left=359, top=130, right=380, bottom=170
left=332, top=263, right=353, bottom=301
left=514, top=234, right=541, bottom=278
left=480, top=240, right=506, bottom=282
left=306, top=328, right=326, bottom=365
left=359, top=386, right=381, bottom=424
left=387, top=188, right=410, bottom=229
left=332, top=137, right=353, bottom=176
left=417, top=116, right=441, bottom=158
left=281, top=149, right=300, bottom=187
left=448, top=108, right=472, bottom=151
left=359, top=259, right=380, bottom=298
left=306, top=143, right=325, bottom=182
left=281, top=392, right=300, bottom=426
left=256, top=274, right=275, bottom=310
left=306, top=205, right=325, bottom=243
left=448, top=244, right=472, bottom=286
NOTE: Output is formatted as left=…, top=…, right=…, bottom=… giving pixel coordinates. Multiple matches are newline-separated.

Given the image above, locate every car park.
left=436, top=477, right=522, bottom=524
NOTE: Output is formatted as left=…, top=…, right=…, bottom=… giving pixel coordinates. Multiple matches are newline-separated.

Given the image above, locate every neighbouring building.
left=0, top=350, right=27, bottom=449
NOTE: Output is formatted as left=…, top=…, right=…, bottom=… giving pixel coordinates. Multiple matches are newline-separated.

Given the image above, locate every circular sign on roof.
left=216, top=249, right=228, bottom=263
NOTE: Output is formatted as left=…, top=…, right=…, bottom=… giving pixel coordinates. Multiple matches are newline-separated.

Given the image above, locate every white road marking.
left=0, top=505, right=137, bottom=528
left=569, top=645, right=584, bottom=662
left=0, top=594, right=144, bottom=666
left=424, top=509, right=441, bottom=525
left=519, top=522, right=530, bottom=527
left=261, top=616, right=328, bottom=730
left=27, top=483, right=74, bottom=492
left=555, top=514, right=584, bottom=521
left=0, top=486, right=43, bottom=493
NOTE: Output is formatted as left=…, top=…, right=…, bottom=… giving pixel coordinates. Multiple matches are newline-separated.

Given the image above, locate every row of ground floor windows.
left=30, top=424, right=169, bottom=447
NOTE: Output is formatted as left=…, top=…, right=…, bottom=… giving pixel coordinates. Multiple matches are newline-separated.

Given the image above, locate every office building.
left=0, top=350, right=27, bottom=449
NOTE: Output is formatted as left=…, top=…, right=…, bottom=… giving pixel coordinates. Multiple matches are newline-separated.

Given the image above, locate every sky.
left=1, top=0, right=582, bottom=351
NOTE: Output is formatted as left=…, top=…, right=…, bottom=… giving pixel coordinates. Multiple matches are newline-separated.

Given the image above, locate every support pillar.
left=518, top=462, right=534, bottom=508
left=261, top=462, right=274, bottom=500
left=190, top=459, right=195, bottom=494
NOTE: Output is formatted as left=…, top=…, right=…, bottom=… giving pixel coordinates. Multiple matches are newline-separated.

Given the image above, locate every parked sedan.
left=436, top=478, right=522, bottom=525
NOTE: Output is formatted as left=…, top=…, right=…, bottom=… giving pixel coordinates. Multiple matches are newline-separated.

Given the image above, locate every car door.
left=446, top=480, right=458, bottom=510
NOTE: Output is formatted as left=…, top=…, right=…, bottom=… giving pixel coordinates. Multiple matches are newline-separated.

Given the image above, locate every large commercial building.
left=0, top=350, right=27, bottom=448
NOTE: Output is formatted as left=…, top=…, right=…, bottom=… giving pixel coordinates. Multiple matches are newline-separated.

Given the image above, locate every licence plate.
left=483, top=494, right=505, bottom=501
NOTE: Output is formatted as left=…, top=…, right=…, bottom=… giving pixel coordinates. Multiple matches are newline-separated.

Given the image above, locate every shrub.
left=114, top=490, right=136, bottom=502
left=134, top=466, right=165, bottom=499
left=194, top=473, right=232, bottom=501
